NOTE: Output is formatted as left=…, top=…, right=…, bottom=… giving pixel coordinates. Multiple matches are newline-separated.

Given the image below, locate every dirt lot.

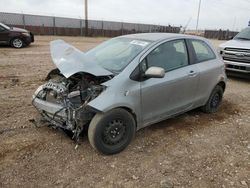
left=0, top=36, right=249, bottom=188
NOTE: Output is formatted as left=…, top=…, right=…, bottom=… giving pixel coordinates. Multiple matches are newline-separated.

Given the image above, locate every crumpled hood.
left=220, top=39, right=250, bottom=49
left=50, top=40, right=113, bottom=78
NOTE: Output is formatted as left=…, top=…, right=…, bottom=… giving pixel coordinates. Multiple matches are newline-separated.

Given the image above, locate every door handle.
left=188, top=70, right=197, bottom=77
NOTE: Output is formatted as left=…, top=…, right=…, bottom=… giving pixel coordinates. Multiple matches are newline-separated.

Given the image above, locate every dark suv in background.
left=0, top=23, right=34, bottom=48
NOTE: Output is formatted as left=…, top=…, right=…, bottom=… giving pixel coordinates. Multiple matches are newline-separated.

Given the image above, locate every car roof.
left=119, top=33, right=201, bottom=42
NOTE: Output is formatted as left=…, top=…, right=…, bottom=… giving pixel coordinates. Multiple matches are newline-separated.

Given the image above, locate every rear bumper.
left=224, top=60, right=250, bottom=73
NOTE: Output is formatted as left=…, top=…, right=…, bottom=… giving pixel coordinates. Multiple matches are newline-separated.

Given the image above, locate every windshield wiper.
left=235, top=37, right=250, bottom=40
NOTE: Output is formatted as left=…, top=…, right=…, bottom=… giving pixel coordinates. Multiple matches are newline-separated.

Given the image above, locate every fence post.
left=218, top=29, right=222, bottom=40
left=80, top=19, right=83, bottom=36
left=22, top=14, right=26, bottom=29
left=42, top=24, right=45, bottom=35
left=53, top=17, right=56, bottom=35
left=121, top=22, right=124, bottom=35
left=226, top=29, right=229, bottom=40
left=85, top=19, right=88, bottom=36
left=101, top=20, right=104, bottom=37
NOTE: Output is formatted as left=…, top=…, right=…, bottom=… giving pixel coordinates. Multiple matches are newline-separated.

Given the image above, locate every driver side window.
left=145, top=40, right=189, bottom=72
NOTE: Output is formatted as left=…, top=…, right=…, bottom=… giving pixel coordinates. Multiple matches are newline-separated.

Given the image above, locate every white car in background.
left=219, top=27, right=250, bottom=76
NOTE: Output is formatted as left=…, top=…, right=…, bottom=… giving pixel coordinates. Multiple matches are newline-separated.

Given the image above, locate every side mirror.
left=145, top=67, right=165, bottom=78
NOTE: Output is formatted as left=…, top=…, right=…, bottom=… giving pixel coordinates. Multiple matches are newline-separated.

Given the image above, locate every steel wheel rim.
left=13, top=39, right=23, bottom=48
left=211, top=93, right=220, bottom=108
left=102, top=119, right=127, bottom=146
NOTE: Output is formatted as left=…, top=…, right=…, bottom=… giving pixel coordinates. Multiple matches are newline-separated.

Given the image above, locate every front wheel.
left=11, top=38, right=24, bottom=48
left=88, top=108, right=136, bottom=155
left=201, top=85, right=224, bottom=113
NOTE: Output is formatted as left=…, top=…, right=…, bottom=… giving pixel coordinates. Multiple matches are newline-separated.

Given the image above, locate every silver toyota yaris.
left=32, top=33, right=227, bottom=155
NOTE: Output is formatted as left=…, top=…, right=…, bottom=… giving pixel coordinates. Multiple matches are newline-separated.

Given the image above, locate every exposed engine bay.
left=32, top=69, right=112, bottom=141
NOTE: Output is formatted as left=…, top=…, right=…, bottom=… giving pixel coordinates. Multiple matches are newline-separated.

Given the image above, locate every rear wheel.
left=201, top=85, right=224, bottom=113
left=88, top=108, right=136, bottom=155
left=11, top=38, right=24, bottom=48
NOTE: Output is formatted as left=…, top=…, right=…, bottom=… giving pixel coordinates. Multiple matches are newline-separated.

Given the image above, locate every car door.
left=140, top=39, right=200, bottom=126
left=187, top=39, right=221, bottom=105
left=0, top=25, right=9, bottom=44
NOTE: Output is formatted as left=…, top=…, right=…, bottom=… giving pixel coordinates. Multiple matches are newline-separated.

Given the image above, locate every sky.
left=0, top=0, right=249, bottom=31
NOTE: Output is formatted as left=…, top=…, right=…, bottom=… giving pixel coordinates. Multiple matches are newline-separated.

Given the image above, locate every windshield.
left=0, top=23, right=10, bottom=30
left=85, top=38, right=151, bottom=73
left=234, top=27, right=250, bottom=40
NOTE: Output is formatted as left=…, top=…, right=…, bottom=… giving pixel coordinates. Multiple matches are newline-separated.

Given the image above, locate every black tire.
left=11, top=38, right=24, bottom=48
left=88, top=108, right=136, bottom=155
left=201, top=85, right=224, bottom=113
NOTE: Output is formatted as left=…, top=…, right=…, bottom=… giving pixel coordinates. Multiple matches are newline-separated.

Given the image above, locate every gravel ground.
left=0, top=36, right=249, bottom=188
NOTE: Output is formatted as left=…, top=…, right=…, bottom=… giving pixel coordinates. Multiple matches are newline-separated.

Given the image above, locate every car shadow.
left=0, top=44, right=12, bottom=48
left=227, top=71, right=250, bottom=81
left=138, top=99, right=240, bottom=134
left=0, top=44, right=37, bottom=49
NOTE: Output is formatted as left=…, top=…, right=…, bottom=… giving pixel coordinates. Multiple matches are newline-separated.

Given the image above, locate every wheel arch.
left=89, top=106, right=138, bottom=129
left=9, top=37, right=18, bottom=44
left=93, top=106, right=138, bottom=128
left=202, top=79, right=226, bottom=107
left=117, top=106, right=138, bottom=127
left=217, top=81, right=226, bottom=92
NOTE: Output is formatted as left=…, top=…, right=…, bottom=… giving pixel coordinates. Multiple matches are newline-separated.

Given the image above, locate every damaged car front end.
left=32, top=72, right=111, bottom=140
left=32, top=40, right=113, bottom=140
left=32, top=34, right=226, bottom=155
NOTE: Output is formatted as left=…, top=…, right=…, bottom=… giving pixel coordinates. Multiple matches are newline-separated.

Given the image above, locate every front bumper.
left=32, top=96, right=66, bottom=118
left=32, top=95, right=70, bottom=128
left=32, top=94, right=95, bottom=131
left=32, top=83, right=98, bottom=132
left=30, top=32, right=34, bottom=42
left=22, top=32, right=34, bottom=45
left=224, top=60, right=250, bottom=73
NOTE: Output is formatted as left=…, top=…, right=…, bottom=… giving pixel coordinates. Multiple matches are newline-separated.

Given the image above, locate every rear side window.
left=191, top=40, right=216, bottom=62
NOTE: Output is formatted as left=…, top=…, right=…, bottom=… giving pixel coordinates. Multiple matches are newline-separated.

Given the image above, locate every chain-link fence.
left=0, top=12, right=180, bottom=37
